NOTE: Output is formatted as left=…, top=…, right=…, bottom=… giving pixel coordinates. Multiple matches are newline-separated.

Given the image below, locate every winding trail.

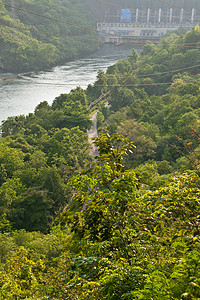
left=87, top=111, right=98, bottom=157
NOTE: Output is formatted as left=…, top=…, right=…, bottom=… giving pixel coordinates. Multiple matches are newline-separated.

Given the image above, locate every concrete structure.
left=0, top=55, right=4, bottom=69
left=97, top=7, right=200, bottom=44
left=97, top=22, right=183, bottom=44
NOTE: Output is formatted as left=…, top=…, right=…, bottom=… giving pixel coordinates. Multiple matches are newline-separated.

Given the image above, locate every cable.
left=157, top=0, right=183, bottom=10
left=2, top=21, right=200, bottom=48
left=0, top=79, right=172, bottom=86
left=132, top=64, right=200, bottom=79
left=96, top=0, right=130, bottom=10
left=0, top=2, right=142, bottom=43
left=108, top=63, right=200, bottom=80
left=1, top=62, right=199, bottom=83
left=0, top=21, right=163, bottom=44
left=2, top=63, right=200, bottom=83
left=2, top=78, right=200, bottom=87
left=1, top=22, right=200, bottom=84
left=0, top=21, right=150, bottom=43
left=0, top=1, right=99, bottom=33
left=0, top=1, right=162, bottom=41
left=0, top=4, right=199, bottom=81
left=1, top=63, right=200, bottom=86
left=0, top=1, right=198, bottom=44
left=0, top=22, right=100, bottom=43
left=157, top=0, right=200, bottom=14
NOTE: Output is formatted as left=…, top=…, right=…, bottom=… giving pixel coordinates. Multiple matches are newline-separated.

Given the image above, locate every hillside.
left=0, top=27, right=199, bottom=298
left=0, top=0, right=98, bottom=72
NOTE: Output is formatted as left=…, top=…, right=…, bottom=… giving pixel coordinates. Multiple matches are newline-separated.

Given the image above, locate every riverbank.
left=0, top=44, right=136, bottom=123
left=0, top=0, right=98, bottom=73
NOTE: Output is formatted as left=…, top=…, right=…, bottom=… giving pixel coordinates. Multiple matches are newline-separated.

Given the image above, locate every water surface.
left=0, top=44, right=139, bottom=123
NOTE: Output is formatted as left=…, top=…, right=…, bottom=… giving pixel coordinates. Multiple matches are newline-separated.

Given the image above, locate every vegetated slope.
left=88, top=25, right=200, bottom=171
left=0, top=0, right=98, bottom=72
left=0, top=87, right=92, bottom=232
left=0, top=27, right=199, bottom=299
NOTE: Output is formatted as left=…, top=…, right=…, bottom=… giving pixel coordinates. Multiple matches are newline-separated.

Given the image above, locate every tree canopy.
left=0, top=27, right=200, bottom=299
left=0, top=0, right=98, bottom=71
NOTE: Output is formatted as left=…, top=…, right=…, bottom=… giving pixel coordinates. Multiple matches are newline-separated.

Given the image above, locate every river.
left=0, top=44, right=139, bottom=123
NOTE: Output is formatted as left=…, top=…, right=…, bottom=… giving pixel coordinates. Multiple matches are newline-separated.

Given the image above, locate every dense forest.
left=0, top=0, right=98, bottom=72
left=0, top=0, right=199, bottom=72
left=0, top=26, right=200, bottom=298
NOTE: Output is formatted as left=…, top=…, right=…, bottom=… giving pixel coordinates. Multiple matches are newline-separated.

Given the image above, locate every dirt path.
left=87, top=111, right=98, bottom=157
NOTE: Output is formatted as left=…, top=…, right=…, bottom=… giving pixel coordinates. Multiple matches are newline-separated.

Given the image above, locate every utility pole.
left=169, top=8, right=172, bottom=24
left=158, top=8, right=161, bottom=23
left=180, top=8, right=184, bottom=24
left=0, top=50, right=3, bottom=69
left=191, top=8, right=195, bottom=24
left=135, top=8, right=139, bottom=23
left=147, top=8, right=150, bottom=25
left=11, top=0, right=16, bottom=18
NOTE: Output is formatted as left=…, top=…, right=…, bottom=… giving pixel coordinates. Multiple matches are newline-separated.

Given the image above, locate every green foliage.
left=52, top=87, right=92, bottom=131
left=0, top=214, right=12, bottom=233
left=64, top=132, right=138, bottom=246
left=97, top=111, right=104, bottom=128
left=0, top=87, right=92, bottom=232
left=109, top=87, right=136, bottom=111
left=0, top=0, right=98, bottom=71
left=0, top=246, right=46, bottom=299
left=0, top=26, right=200, bottom=299
left=0, top=131, right=199, bottom=299
left=58, top=133, right=200, bottom=299
left=9, top=187, right=53, bottom=232
left=93, top=28, right=200, bottom=169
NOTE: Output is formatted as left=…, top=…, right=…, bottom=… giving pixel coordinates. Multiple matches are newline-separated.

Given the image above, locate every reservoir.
left=0, top=44, right=138, bottom=124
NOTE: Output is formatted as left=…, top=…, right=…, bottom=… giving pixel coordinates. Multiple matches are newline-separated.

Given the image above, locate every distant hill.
left=0, top=0, right=98, bottom=72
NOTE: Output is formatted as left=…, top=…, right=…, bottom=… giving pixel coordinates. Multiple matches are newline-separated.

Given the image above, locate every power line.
left=0, top=21, right=163, bottom=45
left=0, top=2, right=142, bottom=42
left=2, top=79, right=200, bottom=87
left=1, top=21, right=200, bottom=48
left=1, top=63, right=199, bottom=83
left=0, top=3, right=199, bottom=80
left=0, top=1, right=198, bottom=45
left=92, top=78, right=200, bottom=87
left=0, top=1, right=100, bottom=33
left=1, top=22, right=199, bottom=82
left=1, top=72, right=200, bottom=86
left=0, top=1, right=160, bottom=41
left=0, top=79, right=173, bottom=86
left=127, top=64, right=200, bottom=79
left=156, top=0, right=200, bottom=14
left=107, top=63, right=200, bottom=80
left=0, top=21, right=154, bottom=44
left=1, top=60, right=200, bottom=84
left=96, top=0, right=129, bottom=10
left=157, top=0, right=184, bottom=10
left=0, top=22, right=100, bottom=43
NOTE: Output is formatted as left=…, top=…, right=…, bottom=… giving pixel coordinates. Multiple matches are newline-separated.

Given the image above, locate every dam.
left=95, top=5, right=200, bottom=44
